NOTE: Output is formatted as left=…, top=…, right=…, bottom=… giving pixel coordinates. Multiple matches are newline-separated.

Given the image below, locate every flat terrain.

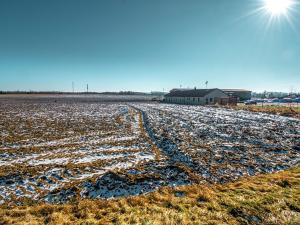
left=0, top=95, right=299, bottom=224
left=235, top=104, right=300, bottom=119
left=1, top=166, right=299, bottom=224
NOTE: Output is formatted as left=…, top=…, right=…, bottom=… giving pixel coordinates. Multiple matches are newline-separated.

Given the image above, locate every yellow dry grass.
left=234, top=105, right=300, bottom=118
left=1, top=167, right=299, bottom=225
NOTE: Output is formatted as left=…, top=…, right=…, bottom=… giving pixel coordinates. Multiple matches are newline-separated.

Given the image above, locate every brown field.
left=234, top=104, right=300, bottom=118
left=0, top=166, right=299, bottom=225
left=0, top=95, right=299, bottom=224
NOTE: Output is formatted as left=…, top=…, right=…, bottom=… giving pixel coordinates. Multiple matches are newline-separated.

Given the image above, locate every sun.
left=241, top=0, right=298, bottom=30
left=264, top=0, right=294, bottom=16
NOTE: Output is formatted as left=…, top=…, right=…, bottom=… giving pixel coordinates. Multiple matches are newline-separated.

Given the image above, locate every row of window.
left=167, top=97, right=214, bottom=103
left=186, top=97, right=201, bottom=102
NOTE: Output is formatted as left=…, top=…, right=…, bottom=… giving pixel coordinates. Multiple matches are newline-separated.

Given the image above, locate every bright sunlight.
left=264, top=0, right=294, bottom=16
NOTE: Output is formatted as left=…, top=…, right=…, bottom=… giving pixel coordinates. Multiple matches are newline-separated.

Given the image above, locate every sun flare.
left=264, top=0, right=294, bottom=16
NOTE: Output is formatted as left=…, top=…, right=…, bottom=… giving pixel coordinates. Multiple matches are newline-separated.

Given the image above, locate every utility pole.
left=205, top=81, right=208, bottom=89
left=86, top=84, right=89, bottom=93
left=72, top=82, right=74, bottom=93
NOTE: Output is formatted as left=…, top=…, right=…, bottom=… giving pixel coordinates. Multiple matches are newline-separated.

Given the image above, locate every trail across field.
left=134, top=104, right=300, bottom=183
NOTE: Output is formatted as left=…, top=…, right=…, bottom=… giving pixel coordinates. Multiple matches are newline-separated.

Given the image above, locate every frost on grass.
left=133, top=103, right=300, bottom=183
left=0, top=99, right=299, bottom=205
left=0, top=102, right=167, bottom=204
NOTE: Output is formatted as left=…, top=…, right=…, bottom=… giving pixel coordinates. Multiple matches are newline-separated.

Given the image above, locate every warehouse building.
left=164, top=88, right=232, bottom=105
left=221, top=89, right=252, bottom=101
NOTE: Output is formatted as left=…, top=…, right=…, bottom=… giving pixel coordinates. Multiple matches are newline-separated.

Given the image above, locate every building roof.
left=165, top=88, right=221, bottom=97
left=221, top=89, right=251, bottom=92
left=170, top=88, right=193, bottom=92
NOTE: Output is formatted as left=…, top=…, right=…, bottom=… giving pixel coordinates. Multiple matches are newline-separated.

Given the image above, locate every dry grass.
left=1, top=103, right=166, bottom=206
left=233, top=105, right=300, bottom=118
left=1, top=166, right=299, bottom=225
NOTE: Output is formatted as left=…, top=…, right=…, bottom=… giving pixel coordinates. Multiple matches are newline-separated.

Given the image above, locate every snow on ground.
left=0, top=102, right=162, bottom=204
left=0, top=99, right=299, bottom=205
left=133, top=103, right=300, bottom=183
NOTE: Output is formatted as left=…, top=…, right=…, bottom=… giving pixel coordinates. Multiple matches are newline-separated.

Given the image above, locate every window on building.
left=193, top=98, right=195, bottom=101
left=210, top=98, right=213, bottom=102
left=206, top=98, right=209, bottom=104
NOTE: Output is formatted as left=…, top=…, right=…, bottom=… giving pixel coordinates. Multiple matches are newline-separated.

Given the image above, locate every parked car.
left=281, top=98, right=293, bottom=103
left=293, top=98, right=300, bottom=103
left=256, top=99, right=269, bottom=103
left=270, top=98, right=280, bottom=103
left=245, top=100, right=257, bottom=105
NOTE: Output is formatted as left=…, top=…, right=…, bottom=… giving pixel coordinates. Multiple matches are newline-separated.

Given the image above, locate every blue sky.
left=0, top=0, right=299, bottom=92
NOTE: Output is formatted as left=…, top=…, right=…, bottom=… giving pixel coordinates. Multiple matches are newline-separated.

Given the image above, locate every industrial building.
left=164, top=88, right=232, bottom=105
left=221, top=89, right=252, bottom=101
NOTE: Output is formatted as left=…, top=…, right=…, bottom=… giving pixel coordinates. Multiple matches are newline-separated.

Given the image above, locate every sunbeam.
left=235, top=0, right=299, bottom=34
left=264, top=0, right=294, bottom=16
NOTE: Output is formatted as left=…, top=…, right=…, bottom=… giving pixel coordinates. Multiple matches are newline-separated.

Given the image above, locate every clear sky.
left=0, top=0, right=299, bottom=92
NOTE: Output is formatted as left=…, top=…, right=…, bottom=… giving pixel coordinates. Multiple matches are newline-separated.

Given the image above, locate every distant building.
left=221, top=89, right=252, bottom=101
left=164, top=88, right=231, bottom=105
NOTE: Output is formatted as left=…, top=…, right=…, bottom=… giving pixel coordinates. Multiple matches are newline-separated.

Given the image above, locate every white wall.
left=165, top=89, right=228, bottom=105
left=205, top=89, right=228, bottom=105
